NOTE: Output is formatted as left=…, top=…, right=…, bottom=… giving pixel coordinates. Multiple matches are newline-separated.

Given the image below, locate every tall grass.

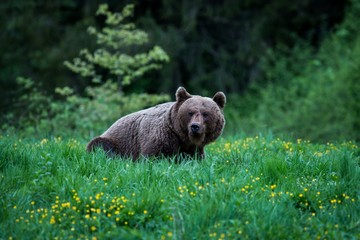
left=0, top=135, right=359, bottom=239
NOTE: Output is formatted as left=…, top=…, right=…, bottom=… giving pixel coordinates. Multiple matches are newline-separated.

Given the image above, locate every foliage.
left=0, top=1, right=99, bottom=115
left=2, top=77, right=53, bottom=134
left=2, top=75, right=169, bottom=140
left=1, top=135, right=359, bottom=239
left=2, top=4, right=170, bottom=139
left=51, top=82, right=170, bottom=139
left=0, top=0, right=347, bottom=111
left=135, top=0, right=346, bottom=94
left=64, top=3, right=169, bottom=86
left=226, top=0, right=360, bottom=142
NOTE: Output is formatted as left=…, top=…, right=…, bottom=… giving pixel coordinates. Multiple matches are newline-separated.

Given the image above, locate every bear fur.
left=86, top=87, right=226, bottom=160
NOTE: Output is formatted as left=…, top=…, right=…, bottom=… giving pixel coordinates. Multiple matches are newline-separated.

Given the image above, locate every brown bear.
left=86, top=87, right=226, bottom=160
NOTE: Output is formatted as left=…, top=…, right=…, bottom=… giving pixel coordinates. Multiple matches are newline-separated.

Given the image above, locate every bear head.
left=172, top=87, right=226, bottom=147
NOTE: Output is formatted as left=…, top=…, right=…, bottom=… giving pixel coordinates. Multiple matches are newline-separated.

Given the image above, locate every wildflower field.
left=0, top=135, right=359, bottom=239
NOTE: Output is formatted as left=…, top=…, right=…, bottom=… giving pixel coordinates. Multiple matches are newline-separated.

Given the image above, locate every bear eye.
left=202, top=112, right=209, bottom=119
left=188, top=112, right=195, bottom=117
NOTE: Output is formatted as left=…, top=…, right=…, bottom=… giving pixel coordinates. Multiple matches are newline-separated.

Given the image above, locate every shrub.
left=52, top=82, right=169, bottom=139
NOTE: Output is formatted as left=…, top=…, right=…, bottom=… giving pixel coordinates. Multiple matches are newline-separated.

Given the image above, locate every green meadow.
left=1, top=2, right=360, bottom=240
left=1, top=135, right=359, bottom=239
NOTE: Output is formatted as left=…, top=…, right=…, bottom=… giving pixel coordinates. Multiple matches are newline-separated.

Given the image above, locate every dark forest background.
left=0, top=0, right=359, bottom=142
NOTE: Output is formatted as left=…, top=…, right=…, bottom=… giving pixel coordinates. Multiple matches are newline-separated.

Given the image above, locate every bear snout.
left=188, top=122, right=205, bottom=146
left=190, top=123, right=201, bottom=133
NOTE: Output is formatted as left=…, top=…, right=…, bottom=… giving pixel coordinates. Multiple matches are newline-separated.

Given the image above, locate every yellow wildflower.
left=50, top=216, right=56, bottom=224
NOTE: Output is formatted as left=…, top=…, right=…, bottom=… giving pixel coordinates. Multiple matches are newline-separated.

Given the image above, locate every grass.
left=0, top=134, right=359, bottom=239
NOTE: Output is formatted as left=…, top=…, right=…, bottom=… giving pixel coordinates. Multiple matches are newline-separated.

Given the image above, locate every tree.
left=64, top=4, right=169, bottom=90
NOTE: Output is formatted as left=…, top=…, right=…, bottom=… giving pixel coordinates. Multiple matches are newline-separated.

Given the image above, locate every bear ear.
left=213, top=92, right=226, bottom=109
left=176, top=87, right=192, bottom=102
